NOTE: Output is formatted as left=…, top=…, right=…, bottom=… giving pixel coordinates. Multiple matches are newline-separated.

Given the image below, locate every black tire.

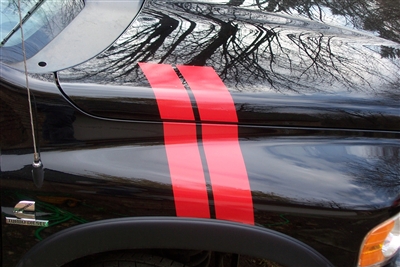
left=88, top=252, right=186, bottom=267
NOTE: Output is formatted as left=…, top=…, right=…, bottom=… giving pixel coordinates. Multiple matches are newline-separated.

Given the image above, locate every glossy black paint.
left=1, top=0, right=400, bottom=267
left=59, top=0, right=400, bottom=131
left=1, top=64, right=399, bottom=266
left=59, top=81, right=400, bottom=132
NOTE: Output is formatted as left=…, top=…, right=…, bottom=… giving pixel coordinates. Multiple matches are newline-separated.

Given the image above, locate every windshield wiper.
left=0, top=0, right=46, bottom=46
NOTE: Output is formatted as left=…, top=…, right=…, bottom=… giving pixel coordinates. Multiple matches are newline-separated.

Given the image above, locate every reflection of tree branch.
left=227, top=0, right=245, bottom=7
left=348, top=148, right=400, bottom=195
left=160, top=15, right=196, bottom=63
left=220, top=25, right=279, bottom=88
left=187, top=19, right=238, bottom=66
left=253, top=0, right=400, bottom=44
left=61, top=0, right=399, bottom=96
left=70, top=11, right=181, bottom=81
left=380, top=46, right=400, bottom=59
left=287, top=32, right=377, bottom=91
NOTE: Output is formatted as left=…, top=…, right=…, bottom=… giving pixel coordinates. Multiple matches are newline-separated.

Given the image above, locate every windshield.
left=0, top=0, right=84, bottom=63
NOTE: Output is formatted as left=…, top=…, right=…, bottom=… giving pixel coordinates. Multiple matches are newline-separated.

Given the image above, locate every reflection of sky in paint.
left=60, top=0, right=400, bottom=99
left=2, top=137, right=398, bottom=209
left=2, top=144, right=170, bottom=183
left=235, top=92, right=400, bottom=115
left=237, top=0, right=377, bottom=35
left=241, top=137, right=399, bottom=209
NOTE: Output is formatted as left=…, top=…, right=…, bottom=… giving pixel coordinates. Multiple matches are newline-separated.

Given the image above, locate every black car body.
left=1, top=0, right=399, bottom=267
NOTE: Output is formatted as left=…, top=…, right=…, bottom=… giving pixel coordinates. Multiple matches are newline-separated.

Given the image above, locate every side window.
left=0, top=0, right=85, bottom=63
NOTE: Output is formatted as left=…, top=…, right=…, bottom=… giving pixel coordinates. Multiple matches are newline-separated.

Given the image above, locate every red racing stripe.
left=139, top=63, right=210, bottom=218
left=177, top=66, right=237, bottom=123
left=138, top=63, right=194, bottom=120
left=178, top=65, right=254, bottom=225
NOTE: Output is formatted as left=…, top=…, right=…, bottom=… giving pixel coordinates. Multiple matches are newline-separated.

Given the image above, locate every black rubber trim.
left=17, top=217, right=334, bottom=267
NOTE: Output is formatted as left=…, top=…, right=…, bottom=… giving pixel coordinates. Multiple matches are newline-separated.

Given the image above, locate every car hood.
left=58, top=0, right=400, bottom=131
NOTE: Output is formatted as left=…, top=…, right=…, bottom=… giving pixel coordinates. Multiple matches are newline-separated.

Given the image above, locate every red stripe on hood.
left=139, top=63, right=210, bottom=218
left=138, top=63, right=194, bottom=120
left=178, top=65, right=254, bottom=225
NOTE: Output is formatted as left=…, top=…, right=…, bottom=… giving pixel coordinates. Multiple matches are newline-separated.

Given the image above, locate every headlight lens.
left=358, top=213, right=400, bottom=267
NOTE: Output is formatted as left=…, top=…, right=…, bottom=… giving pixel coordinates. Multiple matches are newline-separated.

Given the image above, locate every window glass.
left=0, top=0, right=85, bottom=63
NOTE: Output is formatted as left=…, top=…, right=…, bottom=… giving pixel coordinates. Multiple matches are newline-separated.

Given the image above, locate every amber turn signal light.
left=358, top=213, right=400, bottom=267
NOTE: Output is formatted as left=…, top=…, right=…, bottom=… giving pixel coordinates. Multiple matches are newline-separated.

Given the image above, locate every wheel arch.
left=17, top=217, right=334, bottom=267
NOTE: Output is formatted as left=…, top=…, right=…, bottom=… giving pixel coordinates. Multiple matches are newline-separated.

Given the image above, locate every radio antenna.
left=17, top=0, right=44, bottom=187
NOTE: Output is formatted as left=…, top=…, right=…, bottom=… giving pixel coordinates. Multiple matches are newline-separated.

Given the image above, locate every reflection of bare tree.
left=176, top=3, right=283, bottom=89
left=253, top=0, right=400, bottom=60
left=381, top=46, right=400, bottom=59
left=61, top=0, right=399, bottom=96
left=348, top=147, right=400, bottom=195
left=252, top=0, right=400, bottom=44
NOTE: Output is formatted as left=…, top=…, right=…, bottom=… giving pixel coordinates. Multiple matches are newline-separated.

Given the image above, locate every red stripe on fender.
left=139, top=63, right=210, bottom=218
left=202, top=124, right=254, bottom=224
left=178, top=65, right=254, bottom=225
left=163, top=122, right=210, bottom=218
